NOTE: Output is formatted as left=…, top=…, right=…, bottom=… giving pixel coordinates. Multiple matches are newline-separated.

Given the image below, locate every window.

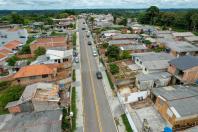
left=30, top=76, right=36, bottom=80
left=63, top=58, right=68, bottom=62
left=42, top=74, right=48, bottom=78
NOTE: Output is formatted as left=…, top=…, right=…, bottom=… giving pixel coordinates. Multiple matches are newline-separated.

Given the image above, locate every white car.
left=75, top=57, right=79, bottom=63
left=93, top=50, right=98, bottom=57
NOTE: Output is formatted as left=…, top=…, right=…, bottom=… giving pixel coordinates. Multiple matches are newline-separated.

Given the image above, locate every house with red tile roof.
left=4, top=40, right=22, bottom=52
left=13, top=64, right=71, bottom=85
left=30, top=36, right=69, bottom=55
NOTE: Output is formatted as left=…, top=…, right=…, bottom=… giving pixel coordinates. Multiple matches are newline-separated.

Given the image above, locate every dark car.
left=73, top=50, right=78, bottom=57
left=82, top=27, right=86, bottom=30
left=96, top=71, right=102, bottom=79
left=88, top=41, right=92, bottom=45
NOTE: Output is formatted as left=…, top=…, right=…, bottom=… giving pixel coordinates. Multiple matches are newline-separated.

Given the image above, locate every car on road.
left=93, top=50, right=98, bottom=56
left=74, top=57, right=79, bottom=63
left=73, top=50, right=78, bottom=57
left=82, top=27, right=86, bottom=30
left=88, top=41, right=92, bottom=45
left=96, top=71, right=102, bottom=79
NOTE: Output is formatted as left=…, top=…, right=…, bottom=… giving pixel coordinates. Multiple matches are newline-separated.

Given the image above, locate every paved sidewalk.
left=73, top=30, right=84, bottom=132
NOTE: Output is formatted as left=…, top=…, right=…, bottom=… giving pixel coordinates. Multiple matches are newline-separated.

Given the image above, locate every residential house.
left=0, top=28, right=28, bottom=45
left=120, top=44, right=148, bottom=53
left=132, top=52, right=174, bottom=74
left=101, top=30, right=121, bottom=39
left=109, top=40, right=139, bottom=46
left=185, top=36, right=198, bottom=45
left=131, top=24, right=143, bottom=34
left=151, top=85, right=198, bottom=131
left=5, top=82, right=60, bottom=113
left=31, top=47, right=72, bottom=65
left=172, top=32, right=194, bottom=41
left=168, top=55, right=198, bottom=84
left=30, top=36, right=69, bottom=54
left=3, top=40, right=22, bottom=53
left=158, top=38, right=198, bottom=57
left=53, top=16, right=76, bottom=29
left=0, top=109, right=62, bottom=132
left=136, top=72, right=171, bottom=91
left=112, top=34, right=141, bottom=41
left=156, top=30, right=173, bottom=39
left=13, top=64, right=71, bottom=85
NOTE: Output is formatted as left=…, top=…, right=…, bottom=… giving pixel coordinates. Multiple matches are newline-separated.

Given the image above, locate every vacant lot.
left=0, top=81, right=25, bottom=114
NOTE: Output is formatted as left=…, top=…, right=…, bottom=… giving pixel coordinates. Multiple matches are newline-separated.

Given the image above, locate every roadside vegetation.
left=34, top=47, right=46, bottom=58
left=0, top=81, right=25, bottom=115
left=72, top=32, right=77, bottom=48
left=121, top=114, right=133, bottom=132
left=109, top=63, right=119, bottom=75
left=62, top=108, right=71, bottom=131
left=7, top=55, right=19, bottom=66
left=72, top=69, right=76, bottom=82
left=71, top=87, right=77, bottom=132
left=50, top=31, right=67, bottom=36
left=19, top=37, right=35, bottom=55
left=106, top=45, right=131, bottom=62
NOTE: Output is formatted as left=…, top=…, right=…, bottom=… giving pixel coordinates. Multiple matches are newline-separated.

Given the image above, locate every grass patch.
left=193, top=32, right=198, bottom=36
left=0, top=82, right=25, bottom=115
left=121, top=114, right=133, bottom=132
left=50, top=31, right=66, bottom=36
left=71, top=87, right=77, bottom=132
left=105, top=70, right=114, bottom=90
left=72, top=69, right=76, bottom=82
left=62, top=107, right=70, bottom=131
left=72, top=32, right=77, bottom=47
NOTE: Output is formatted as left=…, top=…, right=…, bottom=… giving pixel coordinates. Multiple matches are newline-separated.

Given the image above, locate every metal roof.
left=152, top=85, right=198, bottom=117
left=169, top=55, right=198, bottom=70
left=136, top=72, right=171, bottom=81
left=0, top=109, right=62, bottom=132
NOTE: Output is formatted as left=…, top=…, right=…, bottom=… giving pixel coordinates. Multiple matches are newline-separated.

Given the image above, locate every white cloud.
left=0, top=0, right=198, bottom=10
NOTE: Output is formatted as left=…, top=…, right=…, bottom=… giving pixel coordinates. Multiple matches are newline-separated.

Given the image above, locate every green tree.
left=7, top=55, right=19, bottom=66
left=146, top=6, right=160, bottom=25
left=90, top=17, right=95, bottom=30
left=118, top=18, right=127, bottom=26
left=34, top=47, right=46, bottom=58
left=191, top=13, right=198, bottom=31
left=19, top=44, right=31, bottom=54
left=10, top=12, right=25, bottom=24
left=109, top=63, right=119, bottom=75
left=106, top=46, right=120, bottom=61
left=121, top=51, right=131, bottom=59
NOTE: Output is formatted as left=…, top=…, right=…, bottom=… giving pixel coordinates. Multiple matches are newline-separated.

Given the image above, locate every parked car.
left=88, top=41, right=92, bottom=45
left=93, top=50, right=98, bottom=56
left=96, top=71, right=102, bottom=79
left=75, top=57, right=79, bottom=63
left=82, top=27, right=86, bottom=30
left=73, top=50, right=78, bottom=57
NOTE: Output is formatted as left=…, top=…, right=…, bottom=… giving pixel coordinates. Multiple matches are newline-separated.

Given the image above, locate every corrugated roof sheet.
left=169, top=55, right=198, bottom=70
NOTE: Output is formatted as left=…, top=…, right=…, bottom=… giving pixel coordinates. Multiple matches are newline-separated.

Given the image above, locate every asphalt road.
left=78, top=19, right=117, bottom=132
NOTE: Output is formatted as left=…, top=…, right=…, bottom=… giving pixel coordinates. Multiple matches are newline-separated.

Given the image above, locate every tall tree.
left=146, top=6, right=160, bottom=25
left=191, top=13, right=198, bottom=31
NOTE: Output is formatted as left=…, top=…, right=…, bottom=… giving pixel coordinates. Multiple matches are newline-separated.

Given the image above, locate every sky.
left=0, top=0, right=198, bottom=10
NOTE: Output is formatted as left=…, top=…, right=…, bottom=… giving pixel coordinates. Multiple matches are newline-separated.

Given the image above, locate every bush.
left=102, top=42, right=109, bottom=49
left=72, top=32, right=77, bottom=47
left=109, top=63, right=119, bottom=75
left=121, top=114, right=133, bottom=132
left=0, top=85, right=25, bottom=114
left=71, top=87, right=77, bottom=131
left=34, top=47, right=46, bottom=58
left=106, top=45, right=120, bottom=61
left=7, top=55, right=19, bottom=66
left=121, top=51, right=132, bottom=59
left=62, top=108, right=70, bottom=130
left=72, top=69, right=76, bottom=82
